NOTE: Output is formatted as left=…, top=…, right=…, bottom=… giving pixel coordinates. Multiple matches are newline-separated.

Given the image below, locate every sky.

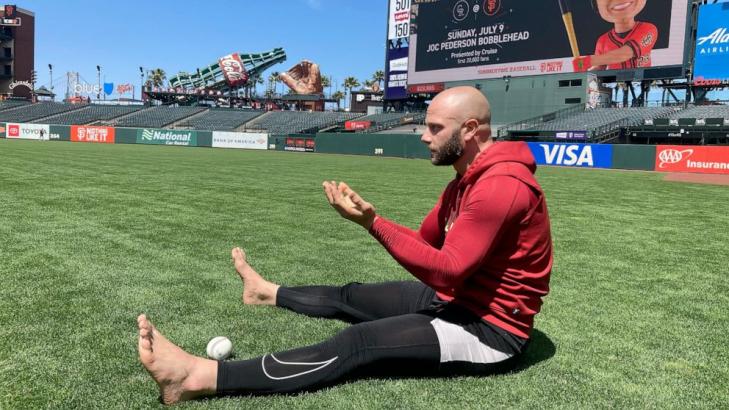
left=20, top=0, right=388, bottom=97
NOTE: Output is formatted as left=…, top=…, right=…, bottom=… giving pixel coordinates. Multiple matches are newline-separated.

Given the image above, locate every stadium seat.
left=178, top=108, right=264, bottom=131
left=110, top=106, right=207, bottom=128
left=0, top=102, right=86, bottom=123
left=244, top=111, right=363, bottom=134
left=37, top=104, right=143, bottom=125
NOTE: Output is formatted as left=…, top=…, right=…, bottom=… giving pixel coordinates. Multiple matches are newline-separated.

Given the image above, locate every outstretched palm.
left=322, top=181, right=376, bottom=229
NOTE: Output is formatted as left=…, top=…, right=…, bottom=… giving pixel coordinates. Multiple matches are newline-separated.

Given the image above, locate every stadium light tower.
left=139, top=66, right=144, bottom=101
left=48, top=64, right=54, bottom=100
left=96, top=65, right=101, bottom=100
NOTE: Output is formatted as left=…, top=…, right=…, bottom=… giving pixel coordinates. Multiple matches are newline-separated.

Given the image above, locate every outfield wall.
left=1, top=122, right=727, bottom=175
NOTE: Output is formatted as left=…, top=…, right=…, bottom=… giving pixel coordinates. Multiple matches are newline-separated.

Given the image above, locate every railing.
left=497, top=104, right=586, bottom=137
left=591, top=117, right=634, bottom=142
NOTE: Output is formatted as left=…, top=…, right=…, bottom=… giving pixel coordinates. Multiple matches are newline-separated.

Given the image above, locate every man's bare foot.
left=137, top=314, right=217, bottom=405
left=231, top=247, right=280, bottom=306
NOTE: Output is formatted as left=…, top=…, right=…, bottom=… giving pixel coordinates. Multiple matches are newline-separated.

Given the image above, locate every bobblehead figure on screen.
left=573, top=0, right=658, bottom=72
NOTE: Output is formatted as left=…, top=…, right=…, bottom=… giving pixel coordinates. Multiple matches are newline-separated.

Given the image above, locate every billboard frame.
left=407, top=0, right=692, bottom=86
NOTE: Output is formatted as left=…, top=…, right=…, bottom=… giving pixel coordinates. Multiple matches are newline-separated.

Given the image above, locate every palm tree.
left=148, top=68, right=167, bottom=88
left=331, top=90, right=345, bottom=111
left=267, top=72, right=279, bottom=98
left=372, top=70, right=385, bottom=91
left=252, top=75, right=264, bottom=98
left=343, top=76, right=360, bottom=111
left=363, top=79, right=374, bottom=90
left=321, top=75, right=331, bottom=97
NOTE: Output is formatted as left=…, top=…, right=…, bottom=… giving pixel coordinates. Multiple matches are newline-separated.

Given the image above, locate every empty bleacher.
left=0, top=99, right=30, bottom=111
left=536, top=107, right=678, bottom=131
left=362, top=112, right=426, bottom=133
left=179, top=108, right=264, bottom=131
left=499, top=105, right=681, bottom=141
left=355, top=112, right=412, bottom=124
left=245, top=111, right=363, bottom=134
left=37, top=104, right=143, bottom=125
left=665, top=105, right=729, bottom=120
left=0, top=102, right=86, bottom=123
left=111, top=106, right=207, bottom=128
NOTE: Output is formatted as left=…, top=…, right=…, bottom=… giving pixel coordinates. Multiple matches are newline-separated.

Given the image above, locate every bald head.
left=421, top=86, right=494, bottom=169
left=429, top=86, right=491, bottom=125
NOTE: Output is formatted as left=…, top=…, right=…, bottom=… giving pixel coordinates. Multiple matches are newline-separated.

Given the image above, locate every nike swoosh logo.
left=261, top=354, right=338, bottom=380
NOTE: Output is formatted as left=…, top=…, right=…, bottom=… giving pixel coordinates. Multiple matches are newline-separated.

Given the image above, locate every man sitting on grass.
left=137, top=86, right=554, bottom=404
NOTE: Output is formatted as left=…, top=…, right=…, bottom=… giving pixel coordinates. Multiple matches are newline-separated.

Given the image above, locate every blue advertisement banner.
left=694, top=3, right=729, bottom=82
left=527, top=143, right=613, bottom=169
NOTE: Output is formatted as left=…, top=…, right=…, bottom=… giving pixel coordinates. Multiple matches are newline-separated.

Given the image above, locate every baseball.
left=206, top=336, right=233, bottom=360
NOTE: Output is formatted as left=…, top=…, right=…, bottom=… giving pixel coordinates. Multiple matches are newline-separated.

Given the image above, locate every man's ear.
left=462, top=119, right=480, bottom=141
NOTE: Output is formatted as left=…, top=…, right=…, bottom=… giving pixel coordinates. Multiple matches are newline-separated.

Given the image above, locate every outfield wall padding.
left=314, top=133, right=430, bottom=159
left=268, top=135, right=288, bottom=151
left=115, top=128, right=138, bottom=144
left=611, top=144, right=656, bottom=171
left=197, top=132, right=212, bottom=148
left=49, top=125, right=71, bottom=141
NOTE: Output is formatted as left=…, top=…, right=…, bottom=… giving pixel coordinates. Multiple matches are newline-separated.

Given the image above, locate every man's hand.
left=322, top=181, right=376, bottom=230
left=572, top=55, right=592, bottom=72
left=280, top=60, right=323, bottom=95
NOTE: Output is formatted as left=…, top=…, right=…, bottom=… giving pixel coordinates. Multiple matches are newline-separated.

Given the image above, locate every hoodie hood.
left=459, top=141, right=536, bottom=186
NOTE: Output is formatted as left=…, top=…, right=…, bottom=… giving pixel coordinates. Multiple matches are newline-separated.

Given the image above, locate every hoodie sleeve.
left=383, top=203, right=442, bottom=246
left=376, top=191, right=445, bottom=247
left=369, top=175, right=530, bottom=291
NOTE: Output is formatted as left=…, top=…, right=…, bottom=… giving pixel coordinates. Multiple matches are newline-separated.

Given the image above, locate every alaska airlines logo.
left=658, top=148, right=693, bottom=168
left=540, top=144, right=594, bottom=167
left=697, top=28, right=729, bottom=45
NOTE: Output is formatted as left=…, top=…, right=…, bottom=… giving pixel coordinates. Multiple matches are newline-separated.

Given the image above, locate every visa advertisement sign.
left=527, top=143, right=613, bottom=169
left=694, top=3, right=729, bottom=82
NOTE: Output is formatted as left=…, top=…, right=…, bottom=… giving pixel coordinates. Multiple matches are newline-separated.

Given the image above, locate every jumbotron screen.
left=407, top=0, right=689, bottom=86
left=693, top=2, right=729, bottom=83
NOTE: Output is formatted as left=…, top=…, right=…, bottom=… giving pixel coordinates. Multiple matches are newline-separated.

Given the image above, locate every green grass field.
left=1, top=139, right=727, bottom=409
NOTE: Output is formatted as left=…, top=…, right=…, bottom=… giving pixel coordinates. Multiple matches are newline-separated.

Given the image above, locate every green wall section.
left=197, top=132, right=212, bottom=148
left=115, top=128, right=138, bottom=144
left=48, top=125, right=70, bottom=141
left=612, top=144, right=656, bottom=171
left=315, top=133, right=430, bottom=159
left=268, top=135, right=287, bottom=151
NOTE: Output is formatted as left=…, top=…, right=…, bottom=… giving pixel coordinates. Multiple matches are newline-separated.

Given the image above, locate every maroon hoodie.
left=369, top=141, right=553, bottom=339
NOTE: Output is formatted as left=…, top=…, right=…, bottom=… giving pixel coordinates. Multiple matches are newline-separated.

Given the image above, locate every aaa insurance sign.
left=527, top=143, right=613, bottom=168
left=7, top=123, right=49, bottom=140
left=656, top=145, right=729, bottom=175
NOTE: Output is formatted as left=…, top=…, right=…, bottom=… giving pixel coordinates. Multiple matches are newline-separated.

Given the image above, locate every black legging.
left=217, top=281, right=525, bottom=395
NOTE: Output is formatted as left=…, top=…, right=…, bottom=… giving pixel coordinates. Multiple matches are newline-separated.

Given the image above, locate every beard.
left=430, top=129, right=464, bottom=166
